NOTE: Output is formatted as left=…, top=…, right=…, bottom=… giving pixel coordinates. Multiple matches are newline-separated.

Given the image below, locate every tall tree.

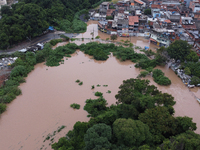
left=113, top=118, right=151, bottom=147
left=167, top=40, right=191, bottom=62
left=84, top=123, right=112, bottom=150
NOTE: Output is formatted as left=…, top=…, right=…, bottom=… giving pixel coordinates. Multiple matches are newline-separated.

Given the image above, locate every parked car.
left=188, top=85, right=195, bottom=88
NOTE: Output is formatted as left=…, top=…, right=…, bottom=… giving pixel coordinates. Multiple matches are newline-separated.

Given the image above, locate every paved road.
left=0, top=32, right=79, bottom=54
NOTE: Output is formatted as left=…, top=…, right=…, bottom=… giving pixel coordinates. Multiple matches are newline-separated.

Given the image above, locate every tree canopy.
left=167, top=40, right=192, bottom=62
left=113, top=118, right=151, bottom=147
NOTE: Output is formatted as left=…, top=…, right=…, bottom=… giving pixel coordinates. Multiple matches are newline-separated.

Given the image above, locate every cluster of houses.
left=89, top=0, right=200, bottom=55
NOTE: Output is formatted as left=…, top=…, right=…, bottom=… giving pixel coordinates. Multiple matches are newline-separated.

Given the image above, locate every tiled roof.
left=129, top=16, right=139, bottom=25
left=134, top=0, right=144, bottom=5
left=164, top=20, right=171, bottom=23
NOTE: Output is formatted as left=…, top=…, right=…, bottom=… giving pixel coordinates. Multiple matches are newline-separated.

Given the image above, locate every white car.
left=188, top=85, right=195, bottom=88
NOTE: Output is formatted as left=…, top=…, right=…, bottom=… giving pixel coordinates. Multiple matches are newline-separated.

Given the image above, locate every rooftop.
left=129, top=16, right=139, bottom=25
left=117, top=19, right=129, bottom=24
left=101, top=2, right=109, bottom=5
left=134, top=0, right=144, bottom=4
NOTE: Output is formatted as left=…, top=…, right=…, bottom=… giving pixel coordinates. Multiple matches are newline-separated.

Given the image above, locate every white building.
left=0, top=0, right=7, bottom=9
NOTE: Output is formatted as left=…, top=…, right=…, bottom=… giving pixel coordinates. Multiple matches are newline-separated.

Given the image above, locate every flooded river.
left=0, top=21, right=200, bottom=150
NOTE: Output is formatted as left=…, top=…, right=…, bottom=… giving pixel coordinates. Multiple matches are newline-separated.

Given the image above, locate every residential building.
left=151, top=8, right=161, bottom=18
left=189, top=0, right=200, bottom=13
left=177, top=5, right=190, bottom=16
left=100, top=2, right=109, bottom=15
left=180, top=16, right=197, bottom=30
left=117, top=19, right=129, bottom=31
left=129, top=16, right=139, bottom=32
left=165, top=11, right=181, bottom=22
left=0, top=0, right=7, bottom=9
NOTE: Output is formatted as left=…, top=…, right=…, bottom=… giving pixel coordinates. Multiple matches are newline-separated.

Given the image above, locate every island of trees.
left=52, top=78, right=199, bottom=150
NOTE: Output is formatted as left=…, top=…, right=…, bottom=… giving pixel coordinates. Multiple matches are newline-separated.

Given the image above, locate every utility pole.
left=93, top=27, right=94, bottom=39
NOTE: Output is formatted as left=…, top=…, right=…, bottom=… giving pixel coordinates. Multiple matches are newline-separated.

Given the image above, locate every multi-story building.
left=189, top=0, right=200, bottom=13
left=165, top=11, right=181, bottom=22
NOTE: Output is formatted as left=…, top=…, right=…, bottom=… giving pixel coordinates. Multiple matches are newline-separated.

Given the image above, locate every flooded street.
left=76, top=20, right=158, bottom=50
left=0, top=21, right=200, bottom=150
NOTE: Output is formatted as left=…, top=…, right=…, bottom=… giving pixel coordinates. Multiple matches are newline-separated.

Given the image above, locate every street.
left=0, top=32, right=79, bottom=54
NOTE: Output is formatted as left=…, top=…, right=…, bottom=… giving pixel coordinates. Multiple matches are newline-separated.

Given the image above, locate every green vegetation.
left=106, top=16, right=114, bottom=20
left=84, top=123, right=112, bottom=150
left=0, top=0, right=111, bottom=49
left=70, top=103, right=80, bottom=109
left=137, top=70, right=149, bottom=78
left=107, top=90, right=111, bottom=93
left=46, top=43, right=78, bottom=66
left=142, top=49, right=156, bottom=57
left=190, top=76, right=200, bottom=85
left=110, top=34, right=118, bottom=41
left=184, top=62, right=200, bottom=78
left=135, top=46, right=142, bottom=49
left=60, top=35, right=70, bottom=41
left=185, top=51, right=199, bottom=62
left=103, top=85, right=108, bottom=87
left=95, top=36, right=100, bottom=39
left=97, top=84, right=101, bottom=87
left=79, top=82, right=83, bottom=85
left=49, top=39, right=63, bottom=46
left=66, top=54, right=71, bottom=57
left=184, top=67, right=191, bottom=75
left=84, top=97, right=108, bottom=117
left=76, top=79, right=80, bottom=83
left=91, top=85, right=95, bottom=89
left=80, top=42, right=114, bottom=60
left=167, top=40, right=192, bottom=62
left=52, top=78, right=198, bottom=150
left=95, top=91, right=103, bottom=97
left=152, top=69, right=171, bottom=86
left=0, top=103, right=7, bottom=114
left=144, top=8, right=151, bottom=15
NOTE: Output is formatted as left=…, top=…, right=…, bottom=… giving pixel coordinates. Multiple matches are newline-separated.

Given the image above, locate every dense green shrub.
left=76, top=79, right=80, bottom=83
left=46, top=43, right=77, bottom=66
left=152, top=69, right=171, bottom=86
left=84, top=97, right=108, bottom=117
left=185, top=62, right=200, bottom=77
left=190, top=76, right=200, bottom=85
left=10, top=65, right=27, bottom=78
left=184, top=67, right=191, bottom=75
left=70, top=103, right=80, bottom=109
left=0, top=103, right=7, bottom=114
left=95, top=91, right=103, bottom=97
left=138, top=71, right=149, bottom=78
left=156, top=76, right=171, bottom=86
left=60, top=34, right=70, bottom=41
left=152, top=69, right=164, bottom=80
left=36, top=50, right=45, bottom=63
left=80, top=42, right=114, bottom=60
left=49, top=39, right=63, bottom=46
left=79, top=82, right=83, bottom=85
left=185, top=51, right=199, bottom=62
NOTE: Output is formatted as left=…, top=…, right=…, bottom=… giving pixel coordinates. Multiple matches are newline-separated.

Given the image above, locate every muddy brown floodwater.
left=0, top=22, right=200, bottom=150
